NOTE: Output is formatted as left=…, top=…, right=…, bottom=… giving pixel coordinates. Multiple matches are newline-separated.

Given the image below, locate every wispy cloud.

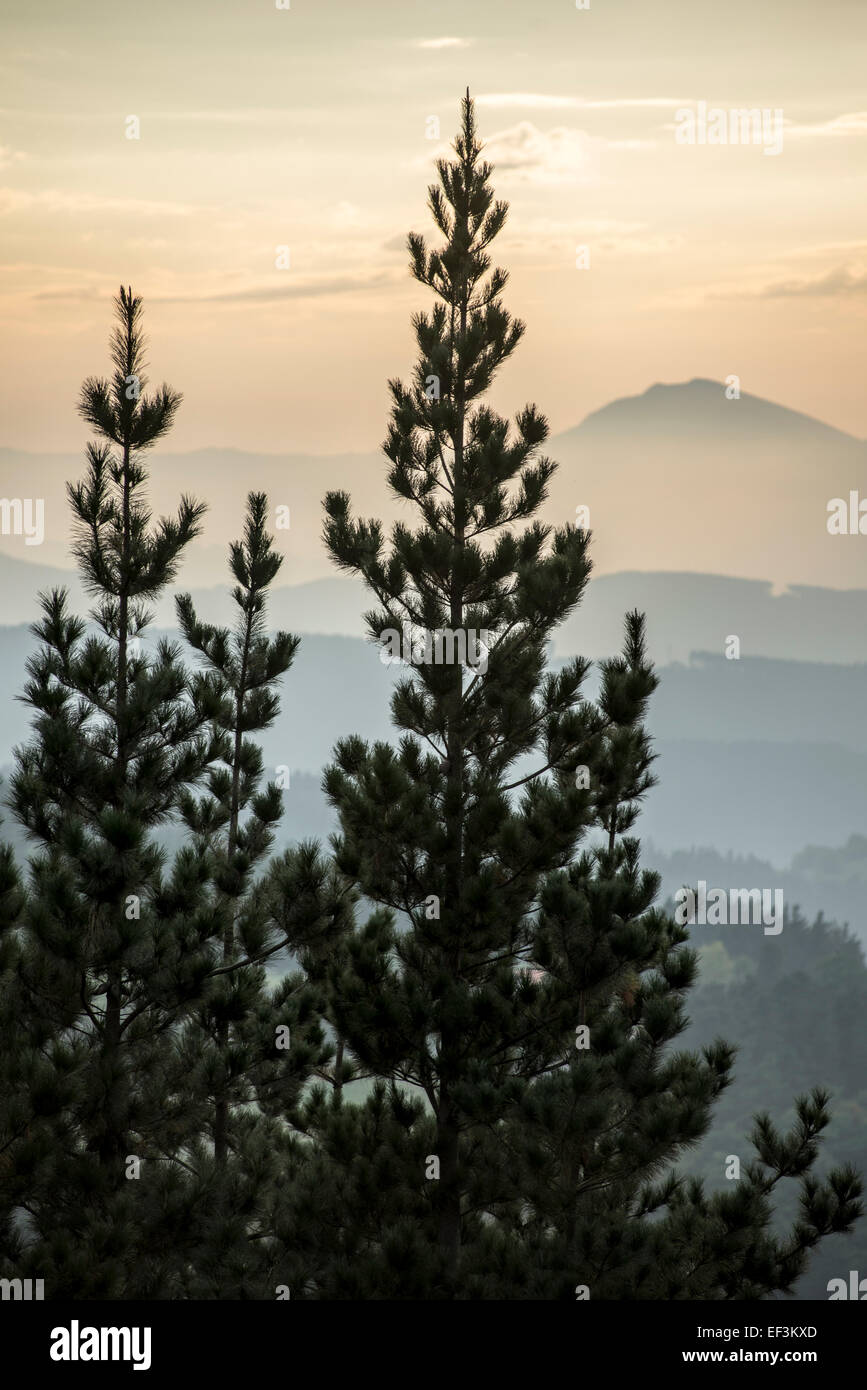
left=415, top=37, right=472, bottom=51
left=383, top=231, right=424, bottom=253
left=711, top=264, right=867, bottom=300
left=0, top=144, right=25, bottom=170
left=476, top=98, right=867, bottom=147
left=476, top=94, right=689, bottom=110
left=658, top=109, right=867, bottom=142
left=509, top=216, right=649, bottom=239
left=745, top=265, right=867, bottom=299
left=791, top=238, right=867, bottom=257
left=146, top=108, right=310, bottom=124
left=0, top=106, right=311, bottom=125
left=784, top=111, right=867, bottom=139
left=175, top=269, right=400, bottom=304
left=504, top=216, right=682, bottom=258
left=0, top=187, right=199, bottom=218
left=31, top=269, right=402, bottom=306
left=424, top=120, right=652, bottom=184
left=473, top=122, right=599, bottom=184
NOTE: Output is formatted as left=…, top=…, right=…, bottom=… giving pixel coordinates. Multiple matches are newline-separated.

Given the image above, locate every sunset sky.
left=1, top=0, right=866, bottom=456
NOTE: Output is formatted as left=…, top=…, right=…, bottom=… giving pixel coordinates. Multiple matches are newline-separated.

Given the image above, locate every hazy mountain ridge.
left=3, top=377, right=866, bottom=590
left=1, top=625, right=865, bottom=868
left=568, top=377, right=866, bottom=445
left=2, top=558, right=866, bottom=666
left=3, top=377, right=865, bottom=928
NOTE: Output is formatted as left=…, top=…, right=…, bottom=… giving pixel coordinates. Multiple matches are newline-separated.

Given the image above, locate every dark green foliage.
left=681, top=908, right=867, bottom=1298
left=0, top=288, right=221, bottom=1295
left=171, top=508, right=350, bottom=1295
left=0, top=113, right=863, bottom=1302
left=282, top=95, right=863, bottom=1299
left=0, top=292, right=347, bottom=1298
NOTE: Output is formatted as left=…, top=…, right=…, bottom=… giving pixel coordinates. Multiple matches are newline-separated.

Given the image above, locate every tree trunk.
left=214, top=602, right=254, bottom=1166
left=436, top=239, right=470, bottom=1287
left=99, top=442, right=131, bottom=1171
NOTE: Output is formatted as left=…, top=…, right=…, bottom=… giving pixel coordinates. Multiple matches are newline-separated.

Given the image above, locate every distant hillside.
left=2, top=555, right=867, bottom=666
left=159, top=571, right=867, bottom=666
left=569, top=377, right=862, bottom=445
left=653, top=838, right=867, bottom=946
left=635, top=739, right=867, bottom=867
left=544, top=378, right=867, bottom=589
left=554, top=573, right=867, bottom=665
left=1, top=627, right=865, bottom=766
left=648, top=651, right=867, bottom=749
left=2, top=625, right=867, bottom=867
left=3, top=378, right=866, bottom=591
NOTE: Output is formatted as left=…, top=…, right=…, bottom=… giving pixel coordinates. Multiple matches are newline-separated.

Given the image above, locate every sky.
left=1, top=0, right=866, bottom=456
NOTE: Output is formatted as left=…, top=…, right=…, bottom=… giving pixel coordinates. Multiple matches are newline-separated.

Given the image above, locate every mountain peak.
left=557, top=379, right=861, bottom=446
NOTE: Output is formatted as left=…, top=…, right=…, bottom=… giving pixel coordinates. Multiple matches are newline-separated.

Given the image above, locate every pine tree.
left=0, top=295, right=358, bottom=1298
left=0, top=819, right=43, bottom=1281
left=176, top=493, right=301, bottom=1170
left=294, top=94, right=862, bottom=1299
left=0, top=292, right=355, bottom=1297
left=3, top=287, right=226, bottom=1296
left=172, top=494, right=348, bottom=1296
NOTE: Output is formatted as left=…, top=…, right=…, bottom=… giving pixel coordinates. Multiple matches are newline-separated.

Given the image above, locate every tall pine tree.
left=290, top=94, right=863, bottom=1299
left=3, top=288, right=232, bottom=1295
left=0, top=291, right=355, bottom=1298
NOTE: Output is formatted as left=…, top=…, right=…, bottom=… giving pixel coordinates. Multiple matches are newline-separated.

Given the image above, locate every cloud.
left=383, top=232, right=425, bottom=253
left=790, top=238, right=867, bottom=258
left=0, top=145, right=25, bottom=169
left=417, top=116, right=656, bottom=185
left=0, top=105, right=302, bottom=125
left=597, top=233, right=684, bottom=256
left=511, top=216, right=648, bottom=239
left=28, top=285, right=105, bottom=302
left=415, top=37, right=472, bottom=50
left=499, top=216, right=680, bottom=258
left=752, top=266, right=867, bottom=298
left=0, top=187, right=199, bottom=218
left=476, top=94, right=689, bottom=111
left=784, top=111, right=867, bottom=139
left=473, top=100, right=867, bottom=148
left=32, top=270, right=402, bottom=306
left=330, top=201, right=366, bottom=230
left=659, top=108, right=867, bottom=143
left=487, top=123, right=598, bottom=183
left=713, top=265, right=867, bottom=300
left=145, top=108, right=311, bottom=124
left=157, top=270, right=400, bottom=303
left=466, top=121, right=604, bottom=185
